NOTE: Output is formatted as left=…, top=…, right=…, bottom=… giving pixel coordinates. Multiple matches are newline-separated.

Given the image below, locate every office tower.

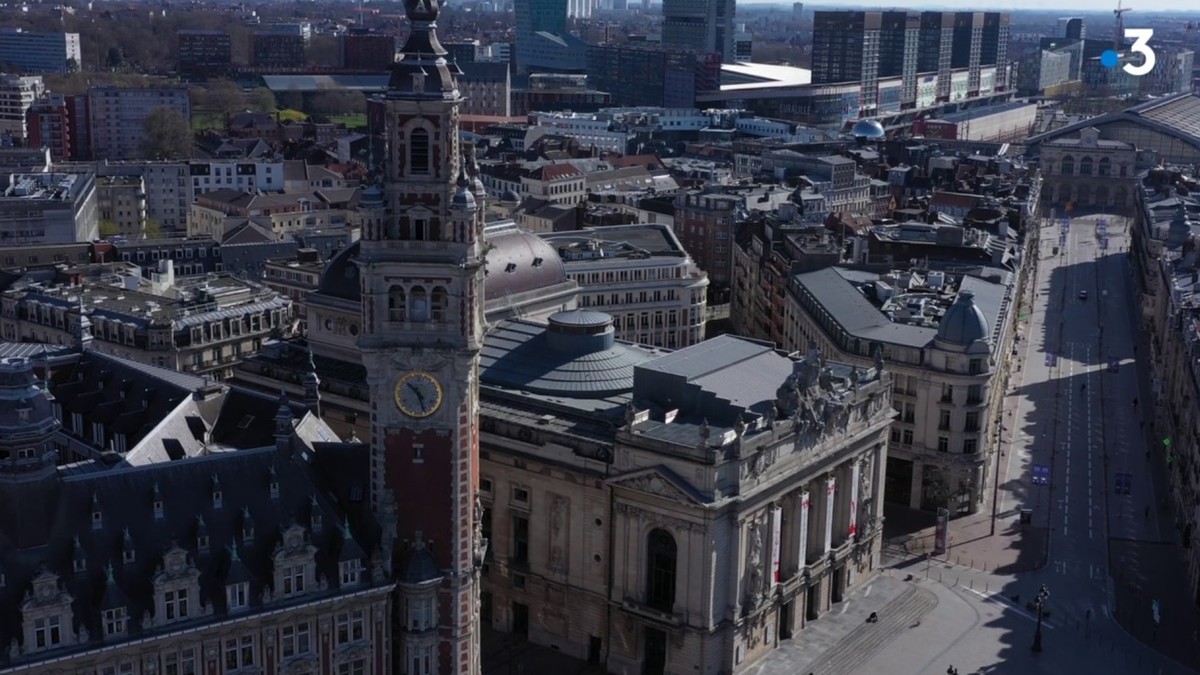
left=251, top=30, right=306, bottom=69
left=177, top=30, right=232, bottom=79
left=340, top=28, right=397, bottom=70
left=0, top=74, right=44, bottom=143
left=982, top=12, right=1010, bottom=89
left=515, top=0, right=567, bottom=70
left=918, top=11, right=954, bottom=102
left=661, top=0, right=736, bottom=63
left=0, top=29, right=81, bottom=74
left=812, top=11, right=918, bottom=109
left=793, top=2, right=803, bottom=16
left=1058, top=17, right=1086, bottom=41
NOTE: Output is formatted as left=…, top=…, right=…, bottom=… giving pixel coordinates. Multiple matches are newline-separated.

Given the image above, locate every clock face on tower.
left=394, top=371, right=444, bottom=418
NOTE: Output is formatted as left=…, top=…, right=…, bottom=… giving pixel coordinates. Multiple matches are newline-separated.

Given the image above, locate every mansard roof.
left=0, top=443, right=379, bottom=664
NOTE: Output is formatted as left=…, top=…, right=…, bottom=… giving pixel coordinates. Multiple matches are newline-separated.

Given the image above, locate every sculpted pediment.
left=607, top=466, right=704, bottom=506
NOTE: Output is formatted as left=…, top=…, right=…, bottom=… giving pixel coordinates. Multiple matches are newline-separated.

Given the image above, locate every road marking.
left=864, top=584, right=873, bottom=597
left=962, top=587, right=1056, bottom=628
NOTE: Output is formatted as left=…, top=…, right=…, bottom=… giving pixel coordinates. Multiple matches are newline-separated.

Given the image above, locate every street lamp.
left=1032, top=584, right=1050, bottom=652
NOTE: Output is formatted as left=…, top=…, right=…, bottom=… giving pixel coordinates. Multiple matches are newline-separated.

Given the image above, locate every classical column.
left=797, top=489, right=811, bottom=569
left=823, top=473, right=836, bottom=554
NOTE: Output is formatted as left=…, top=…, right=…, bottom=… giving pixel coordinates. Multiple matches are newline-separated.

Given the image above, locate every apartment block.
left=0, top=74, right=45, bottom=143
left=252, top=32, right=306, bottom=69
left=88, top=86, right=191, bottom=161
left=0, top=172, right=98, bottom=244
left=96, top=175, right=148, bottom=238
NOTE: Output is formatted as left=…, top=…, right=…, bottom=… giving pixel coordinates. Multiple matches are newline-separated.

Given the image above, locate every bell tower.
left=357, top=0, right=486, bottom=670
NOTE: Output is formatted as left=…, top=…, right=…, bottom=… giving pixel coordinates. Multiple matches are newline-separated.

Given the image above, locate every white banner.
left=849, top=461, right=861, bottom=539
left=797, top=491, right=810, bottom=569
left=771, top=504, right=782, bottom=585
left=823, top=475, right=836, bottom=554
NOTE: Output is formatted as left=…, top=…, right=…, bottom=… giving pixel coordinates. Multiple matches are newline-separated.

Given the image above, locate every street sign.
left=1032, top=465, right=1050, bottom=485
left=1153, top=599, right=1160, bottom=625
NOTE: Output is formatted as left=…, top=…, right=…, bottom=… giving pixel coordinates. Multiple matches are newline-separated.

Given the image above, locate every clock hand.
left=407, top=382, right=427, bottom=408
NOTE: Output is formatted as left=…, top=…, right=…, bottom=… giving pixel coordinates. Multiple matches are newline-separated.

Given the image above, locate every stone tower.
left=356, top=0, right=487, bottom=670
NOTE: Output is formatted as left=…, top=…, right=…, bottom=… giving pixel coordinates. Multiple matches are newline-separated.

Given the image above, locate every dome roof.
left=313, top=226, right=569, bottom=304
left=501, top=188, right=521, bottom=203
left=852, top=119, right=886, bottom=139
left=401, top=545, right=440, bottom=584
left=0, top=356, right=54, bottom=432
left=315, top=244, right=361, bottom=302
left=937, top=290, right=990, bottom=345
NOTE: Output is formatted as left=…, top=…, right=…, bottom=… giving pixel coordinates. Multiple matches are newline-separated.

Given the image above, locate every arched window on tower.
left=431, top=287, right=448, bottom=322
left=388, top=286, right=407, bottom=322
left=410, top=129, right=430, bottom=175
left=646, top=528, right=677, bottom=613
left=409, top=286, right=430, bottom=323
left=1061, top=155, right=1075, bottom=176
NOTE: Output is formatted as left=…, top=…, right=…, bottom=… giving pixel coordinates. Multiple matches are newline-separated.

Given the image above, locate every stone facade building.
left=1037, top=127, right=1138, bottom=212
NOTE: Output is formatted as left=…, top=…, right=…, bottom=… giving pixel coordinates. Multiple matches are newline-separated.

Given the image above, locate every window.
left=34, top=616, right=61, bottom=648
left=227, top=582, right=248, bottom=611
left=338, top=660, right=367, bottom=675
left=1079, top=156, right=1093, bottom=176
left=224, top=635, right=256, bottom=671
left=902, top=429, right=913, bottom=445
left=154, top=500, right=163, bottom=519
left=482, top=507, right=493, bottom=561
left=163, top=649, right=197, bottom=675
left=336, top=609, right=366, bottom=645
left=940, top=384, right=954, bottom=403
left=165, top=589, right=189, bottom=620
left=511, top=515, right=530, bottom=565
left=512, top=486, right=530, bottom=504
left=282, top=565, right=305, bottom=595
left=938, top=409, right=951, bottom=431
left=1061, top=155, right=1075, bottom=175
left=646, top=529, right=677, bottom=613
left=480, top=477, right=493, bottom=495
left=281, top=622, right=312, bottom=658
left=963, top=439, right=978, bottom=454
left=938, top=437, right=949, bottom=453
left=431, top=286, right=448, bottom=322
left=104, top=607, right=127, bottom=636
left=409, top=129, right=430, bottom=175
left=340, top=558, right=362, bottom=586
left=388, top=286, right=406, bottom=322
left=409, top=596, right=433, bottom=629
left=968, top=359, right=983, bottom=375
left=967, top=385, right=983, bottom=404
left=964, top=412, right=980, bottom=432
left=411, top=647, right=433, bottom=675
left=409, top=286, right=430, bottom=322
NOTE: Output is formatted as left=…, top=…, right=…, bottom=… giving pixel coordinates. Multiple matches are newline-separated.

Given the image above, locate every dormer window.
left=269, top=480, right=279, bottom=500
left=103, top=607, right=127, bottom=636
left=198, top=533, right=209, bottom=552
left=33, top=616, right=61, bottom=649
left=311, top=511, right=323, bottom=533
left=91, top=510, right=102, bottom=530
left=123, top=548, right=135, bottom=564
left=242, top=522, right=254, bottom=543
left=340, top=559, right=362, bottom=586
left=227, top=582, right=248, bottom=612
left=213, top=489, right=223, bottom=509
left=164, top=589, right=189, bottom=620
left=153, top=500, right=164, bottom=520
left=282, top=565, right=305, bottom=596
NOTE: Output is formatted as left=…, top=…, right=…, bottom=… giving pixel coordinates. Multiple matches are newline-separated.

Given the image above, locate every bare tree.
left=140, top=106, right=193, bottom=160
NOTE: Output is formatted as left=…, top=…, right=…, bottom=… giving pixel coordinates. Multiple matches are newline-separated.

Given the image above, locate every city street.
left=868, top=213, right=1200, bottom=674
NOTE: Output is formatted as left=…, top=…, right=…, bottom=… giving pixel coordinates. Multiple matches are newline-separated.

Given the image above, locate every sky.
left=738, top=0, right=1193, bottom=11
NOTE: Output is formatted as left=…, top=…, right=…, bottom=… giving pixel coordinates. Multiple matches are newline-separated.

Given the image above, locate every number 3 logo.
left=1124, top=28, right=1156, bottom=77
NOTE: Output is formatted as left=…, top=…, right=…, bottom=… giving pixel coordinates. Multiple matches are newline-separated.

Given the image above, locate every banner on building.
left=771, top=504, right=782, bottom=585
left=848, top=461, right=861, bottom=539
left=823, top=476, right=836, bottom=553
left=797, top=491, right=810, bottom=568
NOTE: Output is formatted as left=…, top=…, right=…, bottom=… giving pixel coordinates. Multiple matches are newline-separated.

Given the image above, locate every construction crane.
left=1114, top=0, right=1132, bottom=52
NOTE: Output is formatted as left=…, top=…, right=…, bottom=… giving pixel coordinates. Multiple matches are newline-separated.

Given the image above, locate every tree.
left=206, top=79, right=246, bottom=119
left=106, top=47, right=123, bottom=70
left=140, top=106, right=193, bottom=160
left=99, top=220, right=120, bottom=238
left=144, top=217, right=163, bottom=239
left=247, top=87, right=277, bottom=113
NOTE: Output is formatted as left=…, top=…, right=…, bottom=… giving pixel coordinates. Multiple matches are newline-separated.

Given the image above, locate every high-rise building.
left=0, top=29, right=81, bottom=74
left=811, top=11, right=918, bottom=109
left=661, top=0, right=736, bottom=63
left=251, top=31, right=306, bottom=69
left=25, top=93, right=84, bottom=161
left=586, top=44, right=719, bottom=108
left=341, top=28, right=397, bottom=70
left=359, top=0, right=487, bottom=671
left=1058, top=16, right=1086, bottom=41
left=88, top=86, right=191, bottom=161
left=813, top=10, right=1008, bottom=109
left=514, top=0, right=568, bottom=71
left=177, top=30, right=232, bottom=79
left=0, top=74, right=44, bottom=143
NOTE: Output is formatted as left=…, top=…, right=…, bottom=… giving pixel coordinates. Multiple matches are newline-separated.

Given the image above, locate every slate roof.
left=0, top=443, right=380, bottom=662
left=1026, top=93, right=1200, bottom=150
